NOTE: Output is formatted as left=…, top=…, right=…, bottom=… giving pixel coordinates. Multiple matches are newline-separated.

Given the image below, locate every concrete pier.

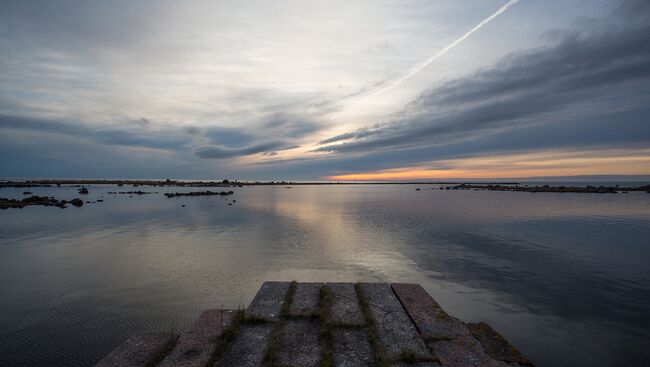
left=96, top=282, right=533, bottom=367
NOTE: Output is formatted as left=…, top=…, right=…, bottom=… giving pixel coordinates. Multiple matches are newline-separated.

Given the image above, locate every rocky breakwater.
left=450, top=183, right=650, bottom=193
left=0, top=195, right=84, bottom=209
left=107, top=191, right=158, bottom=195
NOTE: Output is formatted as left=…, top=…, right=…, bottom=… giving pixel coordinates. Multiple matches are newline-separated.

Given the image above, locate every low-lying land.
left=447, top=183, right=650, bottom=193
left=164, top=190, right=234, bottom=198
left=0, top=179, right=518, bottom=188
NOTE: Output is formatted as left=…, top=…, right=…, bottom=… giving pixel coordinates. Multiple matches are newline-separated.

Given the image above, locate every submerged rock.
left=70, top=198, right=84, bottom=207
left=164, top=190, right=234, bottom=198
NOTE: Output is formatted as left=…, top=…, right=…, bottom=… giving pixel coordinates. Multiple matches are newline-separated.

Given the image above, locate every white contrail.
left=361, top=0, right=519, bottom=101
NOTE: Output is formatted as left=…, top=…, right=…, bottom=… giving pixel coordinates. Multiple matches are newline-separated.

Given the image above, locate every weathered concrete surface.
left=159, top=309, right=235, bottom=367
left=95, top=332, right=177, bottom=367
left=391, top=283, right=498, bottom=367
left=467, top=322, right=533, bottom=366
left=214, top=324, right=273, bottom=367
left=277, top=319, right=321, bottom=367
left=360, top=283, right=432, bottom=362
left=245, top=281, right=290, bottom=321
left=429, top=339, right=501, bottom=367
left=391, top=283, right=470, bottom=340
left=290, top=282, right=323, bottom=317
left=328, top=283, right=365, bottom=326
left=332, top=328, right=374, bottom=367
left=99, top=282, right=532, bottom=367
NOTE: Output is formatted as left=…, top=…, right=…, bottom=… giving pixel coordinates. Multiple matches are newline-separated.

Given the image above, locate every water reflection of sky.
left=1, top=185, right=649, bottom=366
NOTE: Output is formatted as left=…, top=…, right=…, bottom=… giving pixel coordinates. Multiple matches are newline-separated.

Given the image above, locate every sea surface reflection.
left=1, top=184, right=649, bottom=366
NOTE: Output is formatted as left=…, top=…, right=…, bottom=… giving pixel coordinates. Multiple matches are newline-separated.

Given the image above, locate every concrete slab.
left=95, top=332, right=177, bottom=367
left=467, top=322, right=533, bottom=366
left=328, top=283, right=365, bottom=326
left=245, top=281, right=291, bottom=321
left=391, top=283, right=497, bottom=367
left=427, top=339, right=500, bottom=367
left=98, top=282, right=532, bottom=367
left=290, top=282, right=323, bottom=317
left=277, top=319, right=321, bottom=367
left=159, top=309, right=235, bottom=367
left=214, top=324, right=273, bottom=367
left=391, top=283, right=472, bottom=340
left=332, top=328, right=374, bottom=367
left=360, top=283, right=432, bottom=362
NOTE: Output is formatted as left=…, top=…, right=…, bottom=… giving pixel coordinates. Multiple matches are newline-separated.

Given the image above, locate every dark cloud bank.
left=315, top=0, right=650, bottom=157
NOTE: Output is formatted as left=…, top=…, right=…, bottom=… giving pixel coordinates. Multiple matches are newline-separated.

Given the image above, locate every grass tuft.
left=262, top=281, right=297, bottom=367
left=245, top=314, right=271, bottom=324
left=318, top=284, right=334, bottom=367
left=205, top=309, right=246, bottom=366
left=354, top=283, right=390, bottom=367
left=398, top=348, right=419, bottom=364
left=145, top=330, right=178, bottom=367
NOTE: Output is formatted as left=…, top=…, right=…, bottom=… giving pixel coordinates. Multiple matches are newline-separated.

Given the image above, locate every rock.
left=78, top=188, right=89, bottom=194
left=22, top=191, right=33, bottom=195
left=70, top=198, right=83, bottom=207
left=165, top=190, right=235, bottom=198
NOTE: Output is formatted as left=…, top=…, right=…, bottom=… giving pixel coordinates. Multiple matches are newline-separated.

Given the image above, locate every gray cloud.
left=318, top=127, right=379, bottom=144
left=193, top=141, right=295, bottom=159
left=0, top=114, right=191, bottom=151
left=617, top=0, right=650, bottom=19
left=315, top=11, right=650, bottom=157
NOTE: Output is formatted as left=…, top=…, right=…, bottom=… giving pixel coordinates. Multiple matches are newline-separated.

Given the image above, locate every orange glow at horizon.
left=326, top=149, right=650, bottom=181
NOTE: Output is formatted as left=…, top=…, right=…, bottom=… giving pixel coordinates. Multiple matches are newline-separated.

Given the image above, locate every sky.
left=1, top=0, right=649, bottom=181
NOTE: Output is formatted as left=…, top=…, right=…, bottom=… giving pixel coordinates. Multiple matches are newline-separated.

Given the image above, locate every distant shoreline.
left=0, top=179, right=521, bottom=187
left=2, top=180, right=649, bottom=210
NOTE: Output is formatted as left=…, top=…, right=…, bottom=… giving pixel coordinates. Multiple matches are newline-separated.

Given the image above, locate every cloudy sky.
left=1, top=0, right=649, bottom=181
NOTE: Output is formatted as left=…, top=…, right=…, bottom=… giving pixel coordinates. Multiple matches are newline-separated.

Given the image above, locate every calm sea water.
left=1, top=184, right=649, bottom=366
